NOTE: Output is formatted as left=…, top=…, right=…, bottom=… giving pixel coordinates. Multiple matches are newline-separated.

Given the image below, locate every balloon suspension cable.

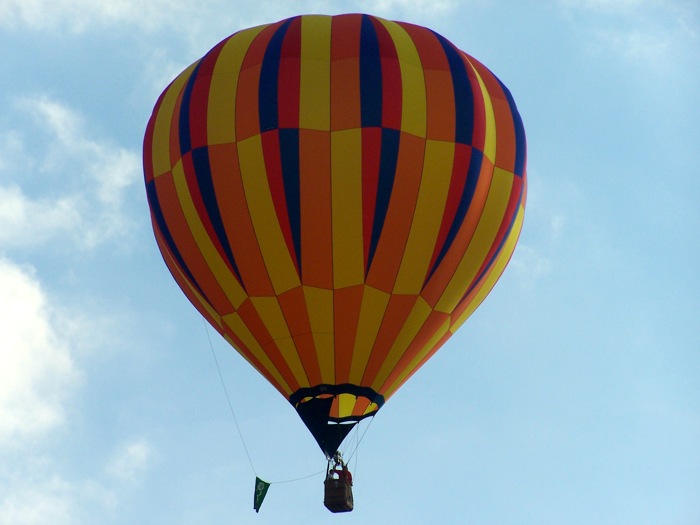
left=203, top=319, right=257, bottom=478
left=347, top=414, right=364, bottom=476
left=267, top=469, right=327, bottom=484
left=202, top=320, right=327, bottom=485
left=324, top=412, right=375, bottom=484
left=342, top=413, right=376, bottom=464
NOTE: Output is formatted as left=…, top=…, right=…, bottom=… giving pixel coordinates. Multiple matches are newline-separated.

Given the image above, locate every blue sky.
left=1, top=0, right=698, bottom=523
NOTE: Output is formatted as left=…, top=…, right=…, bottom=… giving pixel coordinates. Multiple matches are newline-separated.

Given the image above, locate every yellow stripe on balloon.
left=160, top=242, right=223, bottom=329
left=393, top=139, right=454, bottom=294
left=348, top=285, right=391, bottom=384
left=151, top=62, right=198, bottom=177
left=450, top=200, right=524, bottom=332
left=221, top=332, right=276, bottom=386
left=331, top=129, right=365, bottom=288
left=170, top=160, right=248, bottom=309
left=222, top=311, right=292, bottom=395
left=364, top=402, right=379, bottom=416
left=303, top=286, right=335, bottom=384
left=465, top=56, right=497, bottom=165
left=377, top=18, right=427, bottom=138
left=371, top=296, right=433, bottom=392
left=338, top=393, right=356, bottom=419
left=383, top=316, right=451, bottom=399
left=249, top=296, right=309, bottom=387
left=436, top=167, right=514, bottom=313
left=208, top=25, right=266, bottom=145
left=237, top=134, right=302, bottom=295
left=299, top=15, right=332, bottom=131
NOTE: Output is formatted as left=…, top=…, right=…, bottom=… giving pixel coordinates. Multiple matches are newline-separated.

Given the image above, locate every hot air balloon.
left=143, top=13, right=526, bottom=500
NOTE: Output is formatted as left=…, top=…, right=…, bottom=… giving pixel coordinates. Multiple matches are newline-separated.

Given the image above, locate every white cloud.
left=0, top=469, right=119, bottom=525
left=0, top=131, right=28, bottom=174
left=0, top=258, right=79, bottom=444
left=106, top=438, right=153, bottom=483
left=0, top=474, right=83, bottom=525
left=560, top=0, right=646, bottom=13
left=508, top=172, right=572, bottom=287
left=357, top=0, right=458, bottom=16
left=0, top=185, right=83, bottom=248
left=0, top=0, right=197, bottom=33
left=23, top=97, right=138, bottom=212
left=509, top=244, right=552, bottom=288
left=0, top=94, right=152, bottom=524
left=0, top=0, right=464, bottom=35
left=0, top=96, right=140, bottom=250
left=561, top=0, right=697, bottom=67
left=549, top=215, right=567, bottom=242
left=596, top=27, right=673, bottom=64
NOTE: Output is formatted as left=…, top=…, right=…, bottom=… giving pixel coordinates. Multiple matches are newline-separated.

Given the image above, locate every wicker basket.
left=324, top=478, right=354, bottom=513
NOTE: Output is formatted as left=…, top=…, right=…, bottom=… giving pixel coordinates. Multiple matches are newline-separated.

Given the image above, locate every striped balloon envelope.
left=143, top=13, right=526, bottom=457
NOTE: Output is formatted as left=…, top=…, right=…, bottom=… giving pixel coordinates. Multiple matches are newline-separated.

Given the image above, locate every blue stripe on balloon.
left=359, top=15, right=382, bottom=128
left=191, top=147, right=245, bottom=287
left=146, top=179, right=210, bottom=303
left=459, top=180, right=524, bottom=302
left=426, top=149, right=483, bottom=284
left=278, top=128, right=302, bottom=275
left=178, top=61, right=202, bottom=155
left=259, top=18, right=294, bottom=132
left=498, top=78, right=527, bottom=177
left=433, top=31, right=474, bottom=146
left=367, top=128, right=400, bottom=273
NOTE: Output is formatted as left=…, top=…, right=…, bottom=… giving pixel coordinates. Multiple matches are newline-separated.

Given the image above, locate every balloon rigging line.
left=339, top=419, right=362, bottom=458
left=202, top=320, right=328, bottom=485
left=344, top=414, right=376, bottom=464
left=203, top=319, right=257, bottom=478
left=267, top=469, right=327, bottom=484
left=346, top=417, right=361, bottom=480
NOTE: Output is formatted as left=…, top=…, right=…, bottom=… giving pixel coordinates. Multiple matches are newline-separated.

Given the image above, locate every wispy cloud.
left=0, top=437, right=154, bottom=524
left=0, top=96, right=139, bottom=250
left=0, top=476, right=78, bottom=525
left=0, top=89, right=152, bottom=522
left=0, top=185, right=82, bottom=248
left=106, top=438, right=153, bottom=484
left=0, top=463, right=121, bottom=525
left=0, top=0, right=465, bottom=37
left=560, top=0, right=646, bottom=13
left=0, top=320, right=153, bottom=522
left=560, top=0, right=698, bottom=67
left=0, top=258, right=80, bottom=445
left=599, top=28, right=673, bottom=63
left=356, top=0, right=458, bottom=16
left=0, top=0, right=198, bottom=33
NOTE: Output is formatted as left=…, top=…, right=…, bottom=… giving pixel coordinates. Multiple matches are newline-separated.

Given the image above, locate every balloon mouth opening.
left=290, top=384, right=384, bottom=456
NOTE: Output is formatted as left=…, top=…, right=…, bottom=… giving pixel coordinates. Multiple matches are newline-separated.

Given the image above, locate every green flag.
left=253, top=477, right=270, bottom=513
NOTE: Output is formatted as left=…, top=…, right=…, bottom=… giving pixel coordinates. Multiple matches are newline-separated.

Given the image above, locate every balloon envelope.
left=143, top=13, right=526, bottom=456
